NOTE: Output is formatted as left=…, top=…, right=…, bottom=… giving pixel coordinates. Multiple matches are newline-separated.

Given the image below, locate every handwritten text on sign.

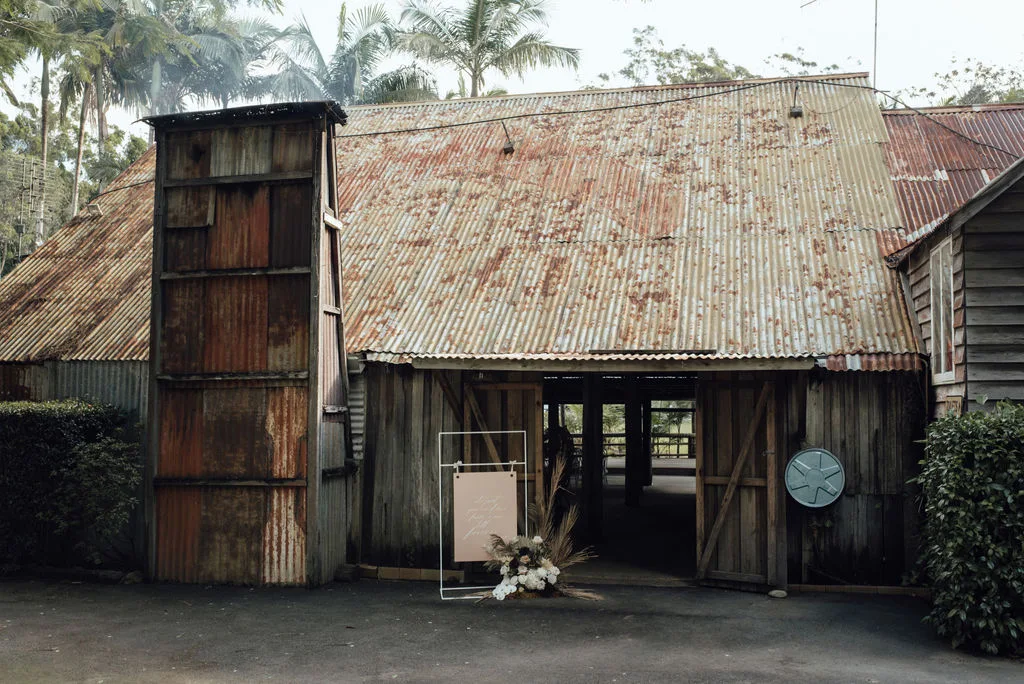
left=453, top=470, right=518, bottom=562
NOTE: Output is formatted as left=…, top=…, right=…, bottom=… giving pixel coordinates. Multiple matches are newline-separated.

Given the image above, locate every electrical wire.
left=90, top=75, right=1021, bottom=204
left=336, top=75, right=1022, bottom=163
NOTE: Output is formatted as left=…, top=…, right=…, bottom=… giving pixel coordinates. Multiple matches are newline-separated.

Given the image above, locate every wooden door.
left=695, top=378, right=779, bottom=587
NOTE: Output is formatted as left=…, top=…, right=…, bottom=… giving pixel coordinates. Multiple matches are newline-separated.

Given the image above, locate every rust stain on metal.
left=262, top=488, right=306, bottom=585
left=267, top=387, right=308, bottom=479
left=0, top=76, right=943, bottom=365
left=882, top=103, right=1024, bottom=252
left=155, top=487, right=201, bottom=582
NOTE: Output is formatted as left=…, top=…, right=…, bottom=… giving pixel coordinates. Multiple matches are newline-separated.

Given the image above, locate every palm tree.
left=267, top=3, right=438, bottom=105
left=399, top=0, right=579, bottom=98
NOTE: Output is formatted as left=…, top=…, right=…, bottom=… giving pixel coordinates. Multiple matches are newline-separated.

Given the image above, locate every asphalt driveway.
left=0, top=579, right=1018, bottom=683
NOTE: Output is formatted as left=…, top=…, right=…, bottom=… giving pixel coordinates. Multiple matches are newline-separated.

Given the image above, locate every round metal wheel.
left=785, top=448, right=845, bottom=508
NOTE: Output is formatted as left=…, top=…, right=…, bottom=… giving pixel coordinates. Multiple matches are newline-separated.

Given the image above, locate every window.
left=929, top=238, right=955, bottom=382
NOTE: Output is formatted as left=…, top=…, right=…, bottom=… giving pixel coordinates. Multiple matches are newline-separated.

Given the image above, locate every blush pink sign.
left=453, top=470, right=518, bottom=562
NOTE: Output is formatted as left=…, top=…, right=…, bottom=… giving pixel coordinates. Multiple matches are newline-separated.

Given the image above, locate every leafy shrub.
left=917, top=402, right=1024, bottom=655
left=0, top=400, right=142, bottom=567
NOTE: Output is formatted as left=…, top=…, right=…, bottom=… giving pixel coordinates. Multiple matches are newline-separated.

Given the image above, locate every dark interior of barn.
left=543, top=374, right=698, bottom=583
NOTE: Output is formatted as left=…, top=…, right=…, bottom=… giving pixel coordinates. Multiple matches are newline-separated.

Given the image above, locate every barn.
left=0, top=74, right=1018, bottom=588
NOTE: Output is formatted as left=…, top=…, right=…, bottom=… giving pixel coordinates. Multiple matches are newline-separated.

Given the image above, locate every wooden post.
left=624, top=374, right=643, bottom=507
left=694, top=378, right=705, bottom=574
left=641, top=396, right=653, bottom=486
left=766, top=382, right=779, bottom=587
left=144, top=128, right=168, bottom=581
left=582, top=373, right=603, bottom=541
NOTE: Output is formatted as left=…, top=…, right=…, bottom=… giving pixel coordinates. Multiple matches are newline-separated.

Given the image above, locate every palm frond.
left=491, top=32, right=579, bottom=77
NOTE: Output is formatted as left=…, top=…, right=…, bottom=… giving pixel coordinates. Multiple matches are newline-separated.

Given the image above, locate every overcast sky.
left=5, top=0, right=1024, bottom=137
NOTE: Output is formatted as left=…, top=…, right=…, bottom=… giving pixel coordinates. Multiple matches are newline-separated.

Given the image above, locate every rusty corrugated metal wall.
left=147, top=103, right=351, bottom=586
left=0, top=361, right=148, bottom=418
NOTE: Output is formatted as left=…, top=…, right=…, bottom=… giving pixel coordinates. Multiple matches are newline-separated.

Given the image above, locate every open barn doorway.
left=543, top=374, right=698, bottom=584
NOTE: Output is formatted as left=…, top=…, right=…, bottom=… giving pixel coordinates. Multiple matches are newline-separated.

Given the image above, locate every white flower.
left=536, top=566, right=548, bottom=578
left=541, top=559, right=554, bottom=570
left=510, top=575, right=518, bottom=585
left=548, top=574, right=557, bottom=585
left=533, top=536, right=543, bottom=544
left=518, top=565, right=528, bottom=575
left=500, top=564, right=509, bottom=575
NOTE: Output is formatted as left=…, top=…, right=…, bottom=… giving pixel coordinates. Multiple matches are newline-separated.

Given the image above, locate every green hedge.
left=0, top=400, right=142, bottom=568
left=917, top=402, right=1024, bottom=655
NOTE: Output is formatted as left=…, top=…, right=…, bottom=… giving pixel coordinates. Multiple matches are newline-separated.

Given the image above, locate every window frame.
left=929, top=236, right=956, bottom=384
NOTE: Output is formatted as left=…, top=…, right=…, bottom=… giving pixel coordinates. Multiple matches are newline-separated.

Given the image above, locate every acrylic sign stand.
left=437, top=430, right=528, bottom=601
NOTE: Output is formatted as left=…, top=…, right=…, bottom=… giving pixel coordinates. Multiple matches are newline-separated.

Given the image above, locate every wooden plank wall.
left=359, top=365, right=544, bottom=569
left=963, top=176, right=1024, bottom=410
left=906, top=226, right=966, bottom=417
left=360, top=364, right=462, bottom=568
left=787, top=369, right=925, bottom=585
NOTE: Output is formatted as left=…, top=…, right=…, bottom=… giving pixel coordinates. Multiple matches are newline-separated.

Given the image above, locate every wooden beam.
left=624, top=374, right=643, bottom=507
left=323, top=212, right=344, bottom=231
left=156, top=371, right=308, bottom=382
left=153, top=478, right=307, bottom=487
left=694, top=381, right=705, bottom=572
left=407, top=356, right=816, bottom=373
left=696, top=382, right=771, bottom=579
left=434, top=371, right=463, bottom=417
left=160, top=266, right=310, bottom=280
left=765, top=382, right=779, bottom=587
left=463, top=386, right=501, bottom=465
left=703, top=475, right=767, bottom=487
left=469, top=382, right=542, bottom=391
left=582, top=374, right=603, bottom=541
left=162, top=169, right=312, bottom=188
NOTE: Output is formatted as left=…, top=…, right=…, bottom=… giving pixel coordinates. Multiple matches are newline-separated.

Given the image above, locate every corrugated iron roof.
left=882, top=103, right=1024, bottom=252
left=0, top=149, right=155, bottom=362
left=0, top=74, right=922, bottom=364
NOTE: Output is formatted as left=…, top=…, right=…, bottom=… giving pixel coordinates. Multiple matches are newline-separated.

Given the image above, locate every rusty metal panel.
left=165, top=187, right=214, bottom=228
left=161, top=280, right=204, bottom=373
left=267, top=387, right=308, bottom=479
left=201, top=388, right=271, bottom=478
left=267, top=275, right=309, bottom=371
left=202, top=276, right=268, bottom=372
left=208, top=186, right=270, bottom=270
left=0, top=76, right=947, bottom=367
left=155, top=487, right=201, bottom=582
left=0, top=150, right=154, bottom=363
left=210, top=126, right=273, bottom=177
left=332, top=74, right=919, bottom=361
left=164, top=227, right=207, bottom=273
left=157, top=388, right=203, bottom=477
left=166, top=130, right=211, bottom=180
left=272, top=124, right=314, bottom=173
left=269, top=184, right=312, bottom=268
left=197, top=488, right=265, bottom=584
left=262, top=488, right=306, bottom=585
left=882, top=104, right=1024, bottom=252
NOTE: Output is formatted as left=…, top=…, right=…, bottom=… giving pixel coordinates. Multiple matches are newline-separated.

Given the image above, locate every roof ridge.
left=347, top=72, right=872, bottom=112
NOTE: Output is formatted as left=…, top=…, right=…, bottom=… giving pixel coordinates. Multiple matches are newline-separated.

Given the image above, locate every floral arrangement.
left=488, top=535, right=561, bottom=600
left=482, top=457, right=599, bottom=601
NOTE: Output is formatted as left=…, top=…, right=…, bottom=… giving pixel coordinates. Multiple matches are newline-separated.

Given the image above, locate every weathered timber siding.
left=361, top=364, right=462, bottom=568
left=787, top=370, right=925, bottom=585
left=907, top=225, right=966, bottom=417
left=963, top=176, right=1024, bottom=409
